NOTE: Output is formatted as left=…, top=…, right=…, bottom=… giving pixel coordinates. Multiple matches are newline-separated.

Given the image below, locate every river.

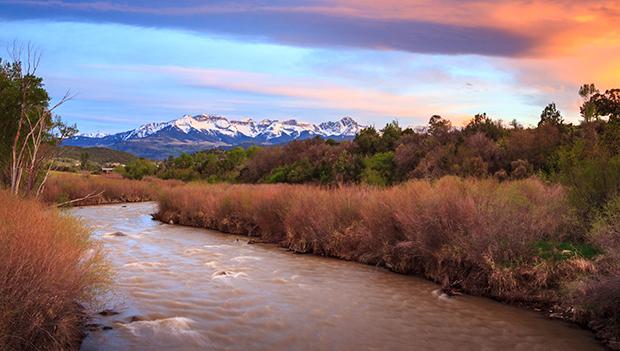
left=72, top=202, right=601, bottom=351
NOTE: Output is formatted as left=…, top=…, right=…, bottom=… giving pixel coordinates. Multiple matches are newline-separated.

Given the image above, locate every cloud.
left=0, top=0, right=536, bottom=56
left=85, top=63, right=461, bottom=121
left=3, top=0, right=619, bottom=59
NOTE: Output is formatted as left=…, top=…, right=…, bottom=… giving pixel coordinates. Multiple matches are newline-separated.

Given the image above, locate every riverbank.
left=0, top=190, right=109, bottom=350
left=41, top=172, right=182, bottom=206
left=73, top=202, right=602, bottom=350
left=153, top=177, right=619, bottom=348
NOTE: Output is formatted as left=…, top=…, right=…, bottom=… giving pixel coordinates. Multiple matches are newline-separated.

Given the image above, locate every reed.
left=155, top=177, right=592, bottom=303
left=0, top=189, right=109, bottom=350
left=42, top=172, right=182, bottom=206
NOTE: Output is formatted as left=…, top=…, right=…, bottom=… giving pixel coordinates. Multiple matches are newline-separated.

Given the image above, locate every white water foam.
left=123, top=317, right=208, bottom=345
left=123, top=262, right=164, bottom=269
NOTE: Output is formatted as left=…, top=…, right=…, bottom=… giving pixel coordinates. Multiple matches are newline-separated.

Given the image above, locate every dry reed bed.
left=42, top=172, right=182, bottom=206
left=156, top=177, right=589, bottom=303
left=0, top=190, right=108, bottom=350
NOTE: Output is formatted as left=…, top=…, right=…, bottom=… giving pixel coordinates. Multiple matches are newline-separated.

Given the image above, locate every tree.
left=428, top=115, right=452, bottom=144
left=362, top=152, right=395, bottom=186
left=378, top=121, right=402, bottom=152
left=464, top=113, right=504, bottom=140
left=80, top=152, right=89, bottom=170
left=353, top=127, right=381, bottom=155
left=591, top=89, right=620, bottom=122
left=122, top=158, right=157, bottom=180
left=538, top=103, right=564, bottom=127
left=0, top=45, right=75, bottom=196
left=579, top=83, right=599, bottom=122
left=174, top=153, right=194, bottom=169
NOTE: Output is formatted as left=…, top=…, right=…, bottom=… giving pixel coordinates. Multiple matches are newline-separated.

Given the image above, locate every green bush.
left=362, top=152, right=395, bottom=186
left=121, top=158, right=158, bottom=180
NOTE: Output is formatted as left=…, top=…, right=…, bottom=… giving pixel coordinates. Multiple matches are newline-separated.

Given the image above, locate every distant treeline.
left=123, top=85, right=620, bottom=219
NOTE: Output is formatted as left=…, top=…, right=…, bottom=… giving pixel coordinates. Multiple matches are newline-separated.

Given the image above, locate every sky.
left=1, top=0, right=619, bottom=133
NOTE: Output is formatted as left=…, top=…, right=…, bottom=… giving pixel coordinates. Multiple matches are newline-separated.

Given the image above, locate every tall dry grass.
left=0, top=189, right=108, bottom=350
left=156, top=177, right=592, bottom=304
left=42, top=172, right=182, bottom=206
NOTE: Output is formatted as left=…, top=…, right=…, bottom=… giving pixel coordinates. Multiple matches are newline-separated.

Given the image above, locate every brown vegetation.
left=155, top=177, right=620, bottom=344
left=0, top=189, right=108, bottom=350
left=41, top=172, right=182, bottom=206
left=156, top=178, right=582, bottom=300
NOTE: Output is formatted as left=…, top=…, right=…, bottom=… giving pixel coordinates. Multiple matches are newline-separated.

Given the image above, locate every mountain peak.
left=339, top=116, right=356, bottom=125
left=66, top=114, right=366, bottom=159
left=77, top=131, right=109, bottom=138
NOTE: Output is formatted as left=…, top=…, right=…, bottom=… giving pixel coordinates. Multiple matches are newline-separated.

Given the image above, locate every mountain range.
left=64, top=114, right=366, bottom=159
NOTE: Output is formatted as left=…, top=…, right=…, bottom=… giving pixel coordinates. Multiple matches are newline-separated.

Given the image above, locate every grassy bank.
left=0, top=190, right=108, bottom=350
left=42, top=172, right=182, bottom=206
left=154, top=177, right=619, bottom=345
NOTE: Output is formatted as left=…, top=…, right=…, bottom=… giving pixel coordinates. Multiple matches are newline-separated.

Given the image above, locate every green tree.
left=579, top=83, right=599, bottom=122
left=174, top=153, right=194, bottom=169
left=464, top=113, right=504, bottom=140
left=354, top=127, right=381, bottom=155
left=379, top=121, right=402, bottom=152
left=79, top=152, right=89, bottom=170
left=538, top=103, right=564, bottom=127
left=0, top=49, right=75, bottom=196
left=555, top=141, right=620, bottom=221
left=123, top=158, right=157, bottom=180
left=362, top=152, right=395, bottom=186
left=591, top=89, right=620, bottom=122
left=428, top=115, right=452, bottom=144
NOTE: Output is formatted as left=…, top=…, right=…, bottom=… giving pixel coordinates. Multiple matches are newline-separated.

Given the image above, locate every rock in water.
left=98, top=309, right=120, bottom=316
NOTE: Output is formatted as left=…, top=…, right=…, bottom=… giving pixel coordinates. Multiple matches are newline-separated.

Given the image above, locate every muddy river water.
left=72, top=202, right=601, bottom=351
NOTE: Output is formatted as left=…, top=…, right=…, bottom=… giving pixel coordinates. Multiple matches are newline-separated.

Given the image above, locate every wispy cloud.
left=85, top=63, right=464, bottom=120
left=1, top=2, right=619, bottom=132
left=3, top=0, right=619, bottom=58
left=0, top=0, right=536, bottom=56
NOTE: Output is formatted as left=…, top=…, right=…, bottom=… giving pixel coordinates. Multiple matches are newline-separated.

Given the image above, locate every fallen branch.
left=54, top=190, right=104, bottom=207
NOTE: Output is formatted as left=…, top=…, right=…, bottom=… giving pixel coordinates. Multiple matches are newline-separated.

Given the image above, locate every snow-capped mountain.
left=65, top=115, right=365, bottom=159
left=76, top=131, right=110, bottom=138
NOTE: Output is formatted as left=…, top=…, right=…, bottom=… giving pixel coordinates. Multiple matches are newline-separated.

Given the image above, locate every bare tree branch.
left=55, top=190, right=104, bottom=208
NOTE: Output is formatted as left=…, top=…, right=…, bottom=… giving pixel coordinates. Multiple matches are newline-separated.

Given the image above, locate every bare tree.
left=4, top=43, right=76, bottom=196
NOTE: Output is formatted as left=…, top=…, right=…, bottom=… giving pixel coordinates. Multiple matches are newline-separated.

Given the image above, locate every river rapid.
left=72, top=202, right=601, bottom=351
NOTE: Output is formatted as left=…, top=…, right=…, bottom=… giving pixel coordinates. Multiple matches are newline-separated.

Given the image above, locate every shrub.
left=0, top=189, right=108, bottom=350
left=121, top=158, right=157, bottom=180
left=154, top=177, right=620, bottom=342
left=41, top=172, right=180, bottom=206
left=155, top=177, right=590, bottom=303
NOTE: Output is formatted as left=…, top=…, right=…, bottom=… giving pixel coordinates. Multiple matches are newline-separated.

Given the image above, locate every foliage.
left=155, top=177, right=585, bottom=304
left=361, top=152, right=395, bottom=186
left=0, top=189, right=108, bottom=350
left=538, top=103, right=564, bottom=127
left=554, top=140, right=620, bottom=221
left=0, top=51, right=75, bottom=196
left=121, top=158, right=157, bottom=180
left=58, top=146, right=137, bottom=165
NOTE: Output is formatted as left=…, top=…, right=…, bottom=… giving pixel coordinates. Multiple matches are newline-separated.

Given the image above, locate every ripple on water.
left=182, top=248, right=207, bottom=256
left=204, top=261, right=219, bottom=268
left=231, top=255, right=263, bottom=263
left=123, top=262, right=164, bottom=269
left=71, top=203, right=602, bottom=351
left=211, top=271, right=248, bottom=280
left=122, top=317, right=208, bottom=345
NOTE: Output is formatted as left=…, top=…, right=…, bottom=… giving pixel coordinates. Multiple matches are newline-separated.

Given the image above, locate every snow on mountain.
left=115, top=114, right=364, bottom=140
left=318, top=116, right=363, bottom=136
left=76, top=131, right=110, bottom=138
left=65, top=114, right=366, bottom=159
left=124, top=121, right=171, bottom=140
